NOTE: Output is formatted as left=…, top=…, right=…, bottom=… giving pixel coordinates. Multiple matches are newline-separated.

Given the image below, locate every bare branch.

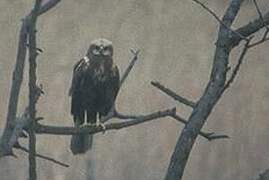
left=101, top=49, right=140, bottom=124
left=165, top=1, right=244, bottom=179
left=151, top=81, right=196, bottom=108
left=120, top=49, right=140, bottom=86
left=0, top=18, right=28, bottom=157
left=253, top=0, right=269, bottom=31
left=253, top=169, right=269, bottom=180
left=14, top=144, right=69, bottom=168
left=247, top=36, right=269, bottom=48
left=28, top=1, right=42, bottom=179
left=170, top=114, right=229, bottom=141
left=0, top=0, right=60, bottom=161
left=7, top=109, right=30, bottom=152
left=38, top=0, right=61, bottom=15
left=35, top=108, right=176, bottom=135
left=190, top=0, right=247, bottom=41
left=232, top=11, right=269, bottom=48
left=223, top=38, right=252, bottom=91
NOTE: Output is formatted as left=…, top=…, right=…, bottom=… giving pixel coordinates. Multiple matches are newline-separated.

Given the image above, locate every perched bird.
left=69, top=38, right=120, bottom=154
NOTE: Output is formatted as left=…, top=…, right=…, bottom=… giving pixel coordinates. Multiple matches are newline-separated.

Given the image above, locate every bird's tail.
left=70, top=133, right=93, bottom=155
left=70, top=120, right=93, bottom=155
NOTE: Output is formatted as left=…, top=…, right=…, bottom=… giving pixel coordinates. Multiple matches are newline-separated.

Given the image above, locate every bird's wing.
left=70, top=57, right=92, bottom=117
left=100, top=65, right=120, bottom=116
left=110, top=65, right=120, bottom=101
left=68, top=57, right=89, bottom=96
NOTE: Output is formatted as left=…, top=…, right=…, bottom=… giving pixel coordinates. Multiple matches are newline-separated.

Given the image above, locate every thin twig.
left=101, top=49, right=140, bottom=123
left=247, top=36, right=269, bottom=48
left=191, top=0, right=247, bottom=41
left=14, top=144, right=69, bottom=168
left=223, top=38, right=252, bottom=91
left=120, top=49, right=140, bottom=86
left=151, top=81, right=196, bottom=108
left=246, top=0, right=269, bottom=48
left=170, top=114, right=229, bottom=141
left=253, top=0, right=269, bottom=31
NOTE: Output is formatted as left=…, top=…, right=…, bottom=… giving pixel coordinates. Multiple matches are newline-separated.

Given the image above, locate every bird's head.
left=86, top=38, right=114, bottom=77
left=87, top=38, right=113, bottom=59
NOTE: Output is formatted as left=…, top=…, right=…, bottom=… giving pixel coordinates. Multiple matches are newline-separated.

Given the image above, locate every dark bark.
left=0, top=0, right=62, bottom=159
left=28, top=1, right=42, bottom=180
left=164, top=1, right=244, bottom=179
left=35, top=108, right=176, bottom=135
left=232, top=11, right=269, bottom=48
left=0, top=19, right=28, bottom=157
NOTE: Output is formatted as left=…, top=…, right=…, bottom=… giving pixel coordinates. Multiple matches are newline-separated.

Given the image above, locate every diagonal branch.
left=247, top=36, right=269, bottom=48
left=151, top=81, right=196, bottom=108
left=223, top=38, right=252, bottom=91
left=190, top=0, right=247, bottom=41
left=14, top=144, right=69, bottom=168
left=0, top=17, right=28, bottom=157
left=101, top=49, right=140, bottom=124
left=231, top=11, right=269, bottom=48
left=38, top=0, right=61, bottom=15
left=165, top=1, right=244, bottom=179
left=120, top=49, right=140, bottom=86
left=244, top=0, right=269, bottom=49
left=253, top=0, right=269, bottom=31
left=170, top=114, right=229, bottom=141
left=0, top=0, right=61, bottom=159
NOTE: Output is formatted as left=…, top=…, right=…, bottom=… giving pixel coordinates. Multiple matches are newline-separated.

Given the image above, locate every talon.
left=95, top=121, right=106, bottom=134
left=100, top=123, right=106, bottom=134
left=79, top=123, right=85, bottom=128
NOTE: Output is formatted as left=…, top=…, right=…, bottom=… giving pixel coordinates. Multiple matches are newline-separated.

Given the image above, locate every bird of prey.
left=69, top=38, right=120, bottom=155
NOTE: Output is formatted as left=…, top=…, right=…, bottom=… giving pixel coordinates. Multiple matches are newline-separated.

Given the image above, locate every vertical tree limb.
left=0, top=0, right=62, bottom=159
left=28, top=1, right=42, bottom=180
left=0, top=18, right=28, bottom=157
left=164, top=0, right=244, bottom=179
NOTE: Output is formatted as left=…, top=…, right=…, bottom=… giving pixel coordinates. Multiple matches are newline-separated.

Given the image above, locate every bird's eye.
left=92, top=48, right=100, bottom=55
left=102, top=49, right=111, bottom=56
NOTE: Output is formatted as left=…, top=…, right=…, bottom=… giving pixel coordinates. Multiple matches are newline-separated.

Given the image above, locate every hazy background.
left=0, top=0, right=269, bottom=179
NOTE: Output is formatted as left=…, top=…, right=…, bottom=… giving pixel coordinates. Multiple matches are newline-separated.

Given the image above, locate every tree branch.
left=14, top=144, right=69, bottom=168
left=28, top=1, right=42, bottom=179
left=0, top=0, right=61, bottom=159
left=231, top=11, right=269, bottom=48
left=170, top=114, right=229, bottom=141
left=223, top=38, right=252, bottom=91
left=120, top=49, right=140, bottom=86
left=101, top=49, right=140, bottom=124
left=35, top=108, right=176, bottom=135
left=151, top=81, right=196, bottom=108
left=190, top=0, right=247, bottom=41
left=165, top=1, right=244, bottom=179
left=0, top=18, right=28, bottom=157
left=38, top=0, right=61, bottom=16
left=253, top=169, right=269, bottom=180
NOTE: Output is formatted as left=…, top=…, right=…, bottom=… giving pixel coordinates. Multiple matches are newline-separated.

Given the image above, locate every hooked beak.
left=99, top=46, right=104, bottom=55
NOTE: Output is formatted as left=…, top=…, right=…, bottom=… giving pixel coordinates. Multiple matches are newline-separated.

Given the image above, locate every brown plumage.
left=69, top=38, right=120, bottom=154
